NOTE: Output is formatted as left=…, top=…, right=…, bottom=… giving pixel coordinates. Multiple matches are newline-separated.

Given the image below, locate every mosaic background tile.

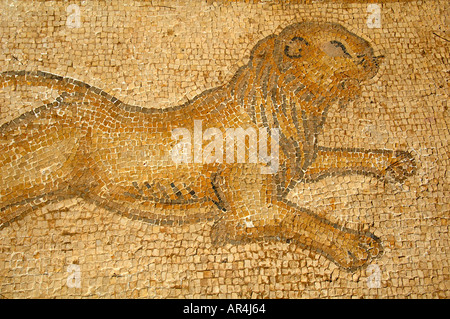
left=0, top=0, right=448, bottom=298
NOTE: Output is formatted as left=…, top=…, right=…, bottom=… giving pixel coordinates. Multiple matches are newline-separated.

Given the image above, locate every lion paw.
left=385, top=150, right=416, bottom=182
left=210, top=220, right=232, bottom=245
left=333, top=232, right=383, bottom=271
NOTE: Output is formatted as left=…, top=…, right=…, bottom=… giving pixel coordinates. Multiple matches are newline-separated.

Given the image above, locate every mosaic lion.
left=0, top=22, right=415, bottom=271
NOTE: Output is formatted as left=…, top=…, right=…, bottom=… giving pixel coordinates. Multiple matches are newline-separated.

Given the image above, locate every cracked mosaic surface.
left=0, top=0, right=448, bottom=298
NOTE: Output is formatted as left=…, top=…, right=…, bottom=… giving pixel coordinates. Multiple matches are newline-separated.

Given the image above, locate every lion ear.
left=249, top=35, right=276, bottom=65
left=284, top=37, right=309, bottom=58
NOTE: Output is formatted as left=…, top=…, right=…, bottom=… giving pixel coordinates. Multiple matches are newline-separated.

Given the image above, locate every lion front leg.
left=304, top=146, right=416, bottom=182
left=211, top=166, right=382, bottom=271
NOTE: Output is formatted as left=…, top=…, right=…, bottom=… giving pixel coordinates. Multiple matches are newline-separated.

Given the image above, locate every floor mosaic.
left=0, top=0, right=448, bottom=298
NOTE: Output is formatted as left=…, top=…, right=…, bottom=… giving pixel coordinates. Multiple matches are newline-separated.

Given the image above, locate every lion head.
left=230, top=21, right=384, bottom=175
left=236, top=21, right=384, bottom=119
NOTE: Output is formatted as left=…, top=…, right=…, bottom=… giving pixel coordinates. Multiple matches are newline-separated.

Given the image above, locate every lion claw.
left=385, top=150, right=416, bottom=182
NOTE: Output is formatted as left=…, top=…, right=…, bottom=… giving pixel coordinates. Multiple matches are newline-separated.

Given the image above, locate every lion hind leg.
left=209, top=179, right=383, bottom=271
left=0, top=104, right=85, bottom=228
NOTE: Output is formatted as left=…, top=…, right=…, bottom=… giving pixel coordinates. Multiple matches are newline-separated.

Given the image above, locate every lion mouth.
left=356, top=55, right=384, bottom=79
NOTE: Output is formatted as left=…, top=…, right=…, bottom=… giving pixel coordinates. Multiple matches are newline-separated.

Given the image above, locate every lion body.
left=0, top=22, right=416, bottom=271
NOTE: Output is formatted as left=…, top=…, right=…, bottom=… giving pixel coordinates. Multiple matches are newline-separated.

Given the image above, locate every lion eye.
left=329, top=40, right=352, bottom=58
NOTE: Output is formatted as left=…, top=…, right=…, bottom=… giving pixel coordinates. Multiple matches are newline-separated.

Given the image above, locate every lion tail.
left=0, top=71, right=88, bottom=228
